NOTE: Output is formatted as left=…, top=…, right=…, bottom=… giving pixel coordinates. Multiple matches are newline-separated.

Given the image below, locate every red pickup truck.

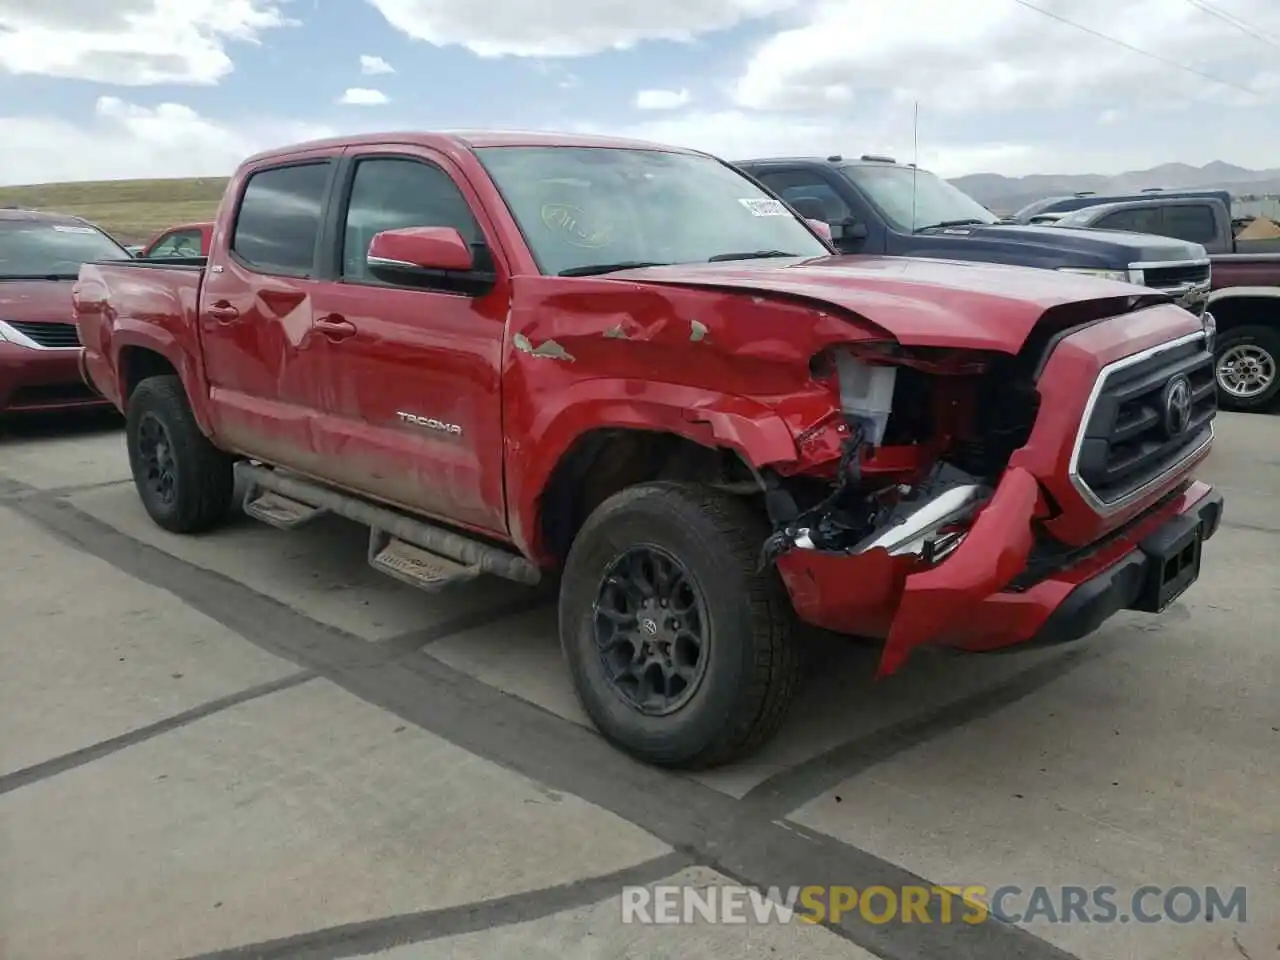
left=73, top=131, right=1223, bottom=767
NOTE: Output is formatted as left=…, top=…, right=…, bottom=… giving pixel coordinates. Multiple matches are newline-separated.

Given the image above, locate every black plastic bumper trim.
left=1019, top=489, right=1224, bottom=651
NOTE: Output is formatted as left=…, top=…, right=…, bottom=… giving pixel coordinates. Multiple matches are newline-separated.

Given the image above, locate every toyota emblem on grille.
left=1161, top=375, right=1193, bottom=438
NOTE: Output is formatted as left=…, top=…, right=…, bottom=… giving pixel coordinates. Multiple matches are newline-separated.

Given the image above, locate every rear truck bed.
left=74, top=259, right=206, bottom=414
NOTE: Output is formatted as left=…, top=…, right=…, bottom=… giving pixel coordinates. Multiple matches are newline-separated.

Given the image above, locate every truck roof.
left=1066, top=196, right=1229, bottom=216
left=1014, top=188, right=1232, bottom=222
left=243, top=130, right=706, bottom=166
left=734, top=155, right=913, bottom=170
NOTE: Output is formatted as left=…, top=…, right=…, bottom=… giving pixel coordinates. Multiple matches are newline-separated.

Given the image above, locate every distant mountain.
left=950, top=161, right=1280, bottom=215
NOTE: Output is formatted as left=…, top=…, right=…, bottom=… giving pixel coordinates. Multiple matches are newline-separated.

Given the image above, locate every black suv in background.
left=734, top=154, right=1215, bottom=320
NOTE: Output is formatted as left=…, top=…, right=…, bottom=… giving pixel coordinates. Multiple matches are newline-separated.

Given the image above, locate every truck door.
left=197, top=150, right=339, bottom=471
left=303, top=146, right=509, bottom=536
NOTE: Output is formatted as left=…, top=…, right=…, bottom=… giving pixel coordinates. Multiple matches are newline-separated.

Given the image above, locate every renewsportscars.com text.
left=620, top=884, right=1248, bottom=926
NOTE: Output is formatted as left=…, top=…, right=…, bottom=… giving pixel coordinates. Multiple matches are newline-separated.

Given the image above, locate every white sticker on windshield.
left=51, top=224, right=97, bottom=234
left=738, top=198, right=790, bottom=217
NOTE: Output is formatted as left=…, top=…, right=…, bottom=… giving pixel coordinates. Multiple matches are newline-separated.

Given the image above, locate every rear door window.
left=1094, top=207, right=1163, bottom=235
left=231, top=163, right=332, bottom=275
left=753, top=170, right=853, bottom=223
left=1161, top=205, right=1217, bottom=245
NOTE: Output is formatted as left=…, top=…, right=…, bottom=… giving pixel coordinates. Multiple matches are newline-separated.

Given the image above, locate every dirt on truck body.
left=73, top=130, right=1223, bottom=768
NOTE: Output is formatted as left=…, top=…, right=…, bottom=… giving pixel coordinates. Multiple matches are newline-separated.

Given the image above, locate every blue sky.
left=1, top=0, right=1278, bottom=185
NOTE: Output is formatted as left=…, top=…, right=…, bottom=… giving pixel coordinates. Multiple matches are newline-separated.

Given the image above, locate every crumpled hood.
left=609, top=255, right=1159, bottom=353
left=0, top=278, right=75, bottom=324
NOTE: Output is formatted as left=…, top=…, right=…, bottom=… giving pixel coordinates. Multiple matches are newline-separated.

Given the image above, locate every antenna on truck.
left=910, top=100, right=920, bottom=232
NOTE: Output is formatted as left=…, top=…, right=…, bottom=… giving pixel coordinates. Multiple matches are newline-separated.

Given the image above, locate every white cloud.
left=0, top=0, right=293, bottom=85
left=0, top=97, right=334, bottom=186
left=366, top=0, right=799, bottom=57
left=360, top=53, right=395, bottom=75
left=569, top=109, right=1036, bottom=177
left=732, top=0, right=1280, bottom=115
left=338, top=87, right=390, bottom=105
left=635, top=88, right=692, bottom=110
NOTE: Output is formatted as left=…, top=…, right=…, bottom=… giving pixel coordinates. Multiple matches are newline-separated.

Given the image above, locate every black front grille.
left=1075, top=335, right=1215, bottom=506
left=952, top=357, right=1041, bottom=480
left=1141, top=263, right=1210, bottom=288
left=7, top=320, right=81, bottom=348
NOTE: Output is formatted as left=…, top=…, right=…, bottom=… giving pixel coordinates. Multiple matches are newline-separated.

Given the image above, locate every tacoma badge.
left=396, top=412, right=463, bottom=436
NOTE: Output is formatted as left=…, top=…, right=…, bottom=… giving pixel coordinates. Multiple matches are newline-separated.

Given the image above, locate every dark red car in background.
left=0, top=208, right=131, bottom=415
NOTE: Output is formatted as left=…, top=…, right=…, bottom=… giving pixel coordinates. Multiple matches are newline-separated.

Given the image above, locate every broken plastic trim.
left=793, top=481, right=991, bottom=560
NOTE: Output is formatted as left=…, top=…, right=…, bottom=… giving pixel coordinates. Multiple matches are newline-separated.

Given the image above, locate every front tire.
left=1214, top=325, right=1280, bottom=413
left=125, top=374, right=235, bottom=533
left=559, top=482, right=802, bottom=768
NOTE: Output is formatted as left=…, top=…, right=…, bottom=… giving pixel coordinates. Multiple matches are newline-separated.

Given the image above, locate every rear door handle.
left=207, top=301, right=239, bottom=323
left=315, top=315, right=357, bottom=341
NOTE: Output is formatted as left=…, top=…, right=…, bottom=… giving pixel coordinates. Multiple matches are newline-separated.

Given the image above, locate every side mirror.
left=805, top=218, right=833, bottom=243
left=368, top=226, right=474, bottom=279
left=829, top=218, right=869, bottom=245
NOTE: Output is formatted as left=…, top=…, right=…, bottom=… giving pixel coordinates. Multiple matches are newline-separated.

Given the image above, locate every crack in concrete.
left=0, top=671, right=316, bottom=796
left=176, top=852, right=691, bottom=960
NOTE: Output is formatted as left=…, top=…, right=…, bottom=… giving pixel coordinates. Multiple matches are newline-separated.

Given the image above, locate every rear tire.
left=125, top=374, right=235, bottom=533
left=1214, top=325, right=1280, bottom=413
left=559, top=482, right=802, bottom=768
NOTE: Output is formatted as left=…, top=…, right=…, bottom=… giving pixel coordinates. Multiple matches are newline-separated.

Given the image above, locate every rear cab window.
left=230, top=163, right=333, bottom=275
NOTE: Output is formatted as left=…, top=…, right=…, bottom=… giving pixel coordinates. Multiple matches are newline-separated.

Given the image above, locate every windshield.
left=839, top=164, right=998, bottom=233
left=473, top=146, right=830, bottom=276
left=0, top=220, right=130, bottom=279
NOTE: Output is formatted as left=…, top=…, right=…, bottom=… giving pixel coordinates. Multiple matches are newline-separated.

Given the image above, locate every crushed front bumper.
left=776, top=470, right=1223, bottom=677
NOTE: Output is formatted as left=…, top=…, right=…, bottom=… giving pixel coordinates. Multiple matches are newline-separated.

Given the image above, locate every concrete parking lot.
left=1, top=410, right=1276, bottom=960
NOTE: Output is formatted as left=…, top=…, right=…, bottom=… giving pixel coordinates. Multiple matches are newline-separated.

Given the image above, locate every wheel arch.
left=512, top=387, right=800, bottom=564
left=1207, top=289, right=1280, bottom=332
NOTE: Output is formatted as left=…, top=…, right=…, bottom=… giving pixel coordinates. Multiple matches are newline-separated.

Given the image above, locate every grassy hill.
left=0, top=177, right=229, bottom=243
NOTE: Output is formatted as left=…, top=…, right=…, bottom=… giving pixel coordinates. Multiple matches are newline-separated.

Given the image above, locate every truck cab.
left=734, top=155, right=1214, bottom=319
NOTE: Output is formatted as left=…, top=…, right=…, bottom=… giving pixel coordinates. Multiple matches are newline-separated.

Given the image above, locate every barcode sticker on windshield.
left=51, top=224, right=97, bottom=234
left=738, top=198, right=790, bottom=217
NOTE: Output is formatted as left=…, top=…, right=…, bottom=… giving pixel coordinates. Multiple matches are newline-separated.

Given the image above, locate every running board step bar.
left=242, top=489, right=328, bottom=530
left=234, top=462, right=541, bottom=589
left=368, top=529, right=480, bottom=592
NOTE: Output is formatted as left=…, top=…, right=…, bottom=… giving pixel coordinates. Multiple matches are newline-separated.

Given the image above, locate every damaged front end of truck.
left=515, top=257, right=1213, bottom=677
left=749, top=338, right=1050, bottom=676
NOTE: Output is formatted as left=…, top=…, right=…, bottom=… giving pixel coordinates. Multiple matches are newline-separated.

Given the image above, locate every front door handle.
left=207, top=301, right=239, bottom=323
left=315, top=315, right=357, bottom=341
